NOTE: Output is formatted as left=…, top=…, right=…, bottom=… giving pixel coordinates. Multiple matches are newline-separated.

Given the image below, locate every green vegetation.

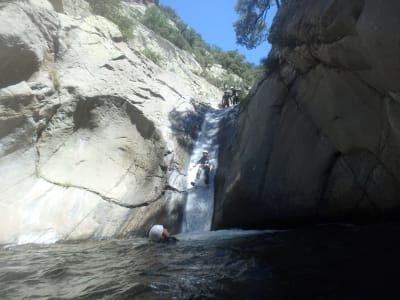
left=142, top=5, right=263, bottom=92
left=87, top=0, right=134, bottom=40
left=49, top=69, right=60, bottom=91
left=234, top=0, right=281, bottom=49
left=87, top=1, right=265, bottom=92
left=143, top=48, right=162, bottom=66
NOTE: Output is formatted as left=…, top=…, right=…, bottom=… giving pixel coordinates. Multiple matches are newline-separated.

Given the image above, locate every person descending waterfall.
left=191, top=150, right=211, bottom=186
left=148, top=224, right=178, bottom=243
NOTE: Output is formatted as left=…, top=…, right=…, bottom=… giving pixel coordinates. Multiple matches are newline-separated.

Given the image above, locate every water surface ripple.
left=1, top=224, right=400, bottom=299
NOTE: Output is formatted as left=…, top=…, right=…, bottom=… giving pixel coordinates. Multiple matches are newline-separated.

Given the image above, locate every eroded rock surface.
left=214, top=0, right=400, bottom=229
left=0, top=0, right=59, bottom=88
left=0, top=0, right=220, bottom=243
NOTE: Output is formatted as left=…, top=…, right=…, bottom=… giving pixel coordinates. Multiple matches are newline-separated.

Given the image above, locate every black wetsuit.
left=163, top=236, right=179, bottom=243
left=197, top=156, right=209, bottom=165
left=196, top=156, right=210, bottom=184
left=222, top=93, right=230, bottom=108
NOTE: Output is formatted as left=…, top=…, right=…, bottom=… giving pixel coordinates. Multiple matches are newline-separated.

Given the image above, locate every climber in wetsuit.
left=221, top=90, right=230, bottom=108
left=193, top=150, right=211, bottom=185
left=231, top=87, right=240, bottom=105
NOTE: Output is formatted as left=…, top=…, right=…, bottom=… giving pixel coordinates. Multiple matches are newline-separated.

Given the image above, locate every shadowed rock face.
left=0, top=1, right=59, bottom=88
left=213, top=0, right=400, bottom=229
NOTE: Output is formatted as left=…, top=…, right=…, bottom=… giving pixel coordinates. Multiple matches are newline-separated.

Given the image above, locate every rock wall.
left=0, top=0, right=221, bottom=244
left=0, top=0, right=59, bottom=89
left=213, top=0, right=400, bottom=229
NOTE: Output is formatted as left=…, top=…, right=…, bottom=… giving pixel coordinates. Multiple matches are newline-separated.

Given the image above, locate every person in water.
left=192, top=150, right=211, bottom=185
left=148, top=224, right=178, bottom=242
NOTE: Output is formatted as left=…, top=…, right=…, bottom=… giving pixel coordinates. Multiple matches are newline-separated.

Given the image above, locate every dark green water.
left=1, top=224, right=400, bottom=299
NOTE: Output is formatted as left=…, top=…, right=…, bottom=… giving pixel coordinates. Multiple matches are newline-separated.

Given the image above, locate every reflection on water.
left=2, top=224, right=400, bottom=299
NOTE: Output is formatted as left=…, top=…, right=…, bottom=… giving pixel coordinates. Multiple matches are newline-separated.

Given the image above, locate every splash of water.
left=181, top=109, right=225, bottom=233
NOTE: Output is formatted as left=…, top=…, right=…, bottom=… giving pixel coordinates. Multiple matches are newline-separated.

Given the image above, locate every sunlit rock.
left=0, top=0, right=223, bottom=244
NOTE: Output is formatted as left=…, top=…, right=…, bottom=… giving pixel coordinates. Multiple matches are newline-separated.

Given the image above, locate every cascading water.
left=181, top=109, right=225, bottom=233
left=1, top=107, right=398, bottom=300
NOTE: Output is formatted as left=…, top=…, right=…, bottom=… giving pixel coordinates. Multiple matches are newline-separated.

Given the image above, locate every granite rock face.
left=213, top=0, right=400, bottom=229
left=0, top=0, right=59, bottom=88
left=0, top=0, right=221, bottom=244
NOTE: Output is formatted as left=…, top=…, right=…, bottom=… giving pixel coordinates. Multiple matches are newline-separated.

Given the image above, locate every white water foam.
left=15, top=229, right=60, bottom=246
left=181, top=109, right=226, bottom=233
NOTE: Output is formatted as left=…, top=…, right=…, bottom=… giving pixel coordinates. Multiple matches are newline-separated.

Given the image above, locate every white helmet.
left=149, top=224, right=164, bottom=241
left=202, top=150, right=208, bottom=154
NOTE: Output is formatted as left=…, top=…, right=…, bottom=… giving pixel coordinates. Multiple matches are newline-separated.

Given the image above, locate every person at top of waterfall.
left=148, top=224, right=178, bottom=242
left=221, top=90, right=230, bottom=108
left=231, top=86, right=240, bottom=105
left=192, top=150, right=211, bottom=184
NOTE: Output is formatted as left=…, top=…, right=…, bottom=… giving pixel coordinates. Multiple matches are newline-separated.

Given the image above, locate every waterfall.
left=181, top=109, right=225, bottom=233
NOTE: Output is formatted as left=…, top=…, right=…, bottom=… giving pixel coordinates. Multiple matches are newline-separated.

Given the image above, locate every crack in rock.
left=37, top=173, right=165, bottom=209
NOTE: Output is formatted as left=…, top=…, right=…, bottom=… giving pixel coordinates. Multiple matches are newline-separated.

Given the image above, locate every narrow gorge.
left=1, top=0, right=400, bottom=243
left=2, top=1, right=400, bottom=299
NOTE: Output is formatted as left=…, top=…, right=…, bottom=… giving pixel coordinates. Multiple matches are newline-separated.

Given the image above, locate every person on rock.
left=191, top=150, right=211, bottom=185
left=231, top=87, right=240, bottom=105
left=148, top=224, right=178, bottom=242
left=221, top=90, right=231, bottom=108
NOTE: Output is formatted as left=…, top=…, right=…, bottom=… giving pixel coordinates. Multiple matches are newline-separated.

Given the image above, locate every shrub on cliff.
left=87, top=0, right=133, bottom=40
left=143, top=48, right=162, bottom=66
left=142, top=5, right=261, bottom=91
left=142, top=6, right=191, bottom=51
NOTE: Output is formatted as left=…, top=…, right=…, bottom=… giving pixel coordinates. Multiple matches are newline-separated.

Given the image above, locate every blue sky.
left=159, top=0, right=277, bottom=65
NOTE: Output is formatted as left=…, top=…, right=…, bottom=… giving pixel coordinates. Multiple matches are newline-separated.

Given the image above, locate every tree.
left=234, top=0, right=280, bottom=49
